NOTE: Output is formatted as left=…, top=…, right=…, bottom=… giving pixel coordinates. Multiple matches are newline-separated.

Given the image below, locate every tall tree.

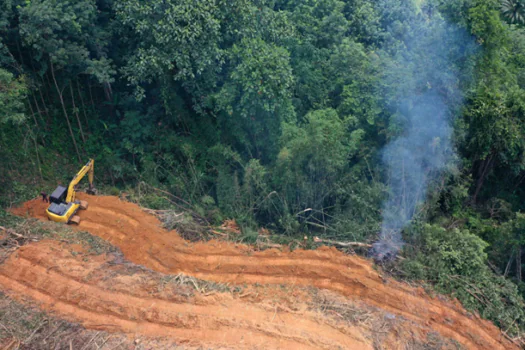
left=214, top=38, right=295, bottom=162
left=0, top=68, right=27, bottom=124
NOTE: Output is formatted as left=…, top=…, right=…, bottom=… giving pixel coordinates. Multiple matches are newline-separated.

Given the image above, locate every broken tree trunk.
left=504, top=250, right=515, bottom=277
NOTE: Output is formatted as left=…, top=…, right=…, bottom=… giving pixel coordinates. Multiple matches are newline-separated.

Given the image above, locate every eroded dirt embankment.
left=0, top=241, right=372, bottom=349
left=8, top=194, right=516, bottom=350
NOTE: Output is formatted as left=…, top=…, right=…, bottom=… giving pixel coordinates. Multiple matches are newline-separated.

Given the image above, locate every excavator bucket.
left=69, top=215, right=81, bottom=225
left=86, top=184, right=97, bottom=195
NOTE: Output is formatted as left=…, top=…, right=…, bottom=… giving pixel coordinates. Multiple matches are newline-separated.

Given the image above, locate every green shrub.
left=402, top=224, right=525, bottom=335
left=108, top=187, right=120, bottom=196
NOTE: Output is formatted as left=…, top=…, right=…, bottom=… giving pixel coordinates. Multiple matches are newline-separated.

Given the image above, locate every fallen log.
left=313, top=236, right=372, bottom=248
left=209, top=230, right=227, bottom=236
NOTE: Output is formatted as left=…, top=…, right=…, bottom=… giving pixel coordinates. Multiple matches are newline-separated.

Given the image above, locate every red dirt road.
left=7, top=194, right=516, bottom=349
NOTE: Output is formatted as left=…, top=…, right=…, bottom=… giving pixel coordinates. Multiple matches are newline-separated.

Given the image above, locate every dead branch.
left=139, top=181, right=193, bottom=208
left=141, top=207, right=184, bottom=219
left=464, top=288, right=488, bottom=306
left=2, top=338, right=20, bottom=350
left=313, top=236, right=372, bottom=248
left=256, top=241, right=282, bottom=249
left=209, top=230, right=227, bottom=236
left=500, top=328, right=524, bottom=348
left=138, top=182, right=210, bottom=225
left=141, top=208, right=174, bottom=213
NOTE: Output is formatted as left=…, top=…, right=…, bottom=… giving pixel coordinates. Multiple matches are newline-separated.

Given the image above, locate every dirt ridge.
left=8, top=195, right=516, bottom=349
left=0, top=242, right=369, bottom=349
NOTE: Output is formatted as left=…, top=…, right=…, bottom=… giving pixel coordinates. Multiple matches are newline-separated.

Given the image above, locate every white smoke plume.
left=372, top=11, right=477, bottom=260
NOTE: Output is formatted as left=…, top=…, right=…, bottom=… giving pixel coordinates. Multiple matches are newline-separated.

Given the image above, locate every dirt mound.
left=9, top=195, right=516, bottom=349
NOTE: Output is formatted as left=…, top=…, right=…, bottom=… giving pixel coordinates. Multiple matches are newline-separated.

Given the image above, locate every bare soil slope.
left=8, top=194, right=515, bottom=349
left=0, top=241, right=373, bottom=349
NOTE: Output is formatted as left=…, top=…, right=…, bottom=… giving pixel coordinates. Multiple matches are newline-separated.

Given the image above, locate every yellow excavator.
left=46, top=159, right=97, bottom=224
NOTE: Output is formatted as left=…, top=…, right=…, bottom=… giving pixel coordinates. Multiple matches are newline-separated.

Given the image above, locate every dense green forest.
left=3, top=0, right=525, bottom=336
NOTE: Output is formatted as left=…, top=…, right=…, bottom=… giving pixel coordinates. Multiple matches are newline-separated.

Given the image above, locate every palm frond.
left=501, top=0, right=525, bottom=24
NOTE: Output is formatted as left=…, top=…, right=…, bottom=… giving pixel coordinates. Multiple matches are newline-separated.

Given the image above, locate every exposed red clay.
left=7, top=194, right=516, bottom=350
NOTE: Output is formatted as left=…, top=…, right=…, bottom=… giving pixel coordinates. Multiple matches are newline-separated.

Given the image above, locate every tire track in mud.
left=0, top=242, right=369, bottom=350
left=10, top=195, right=516, bottom=350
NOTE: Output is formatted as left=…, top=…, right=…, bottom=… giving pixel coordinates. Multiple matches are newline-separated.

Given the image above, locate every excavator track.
left=79, top=200, right=89, bottom=210
left=69, top=215, right=81, bottom=225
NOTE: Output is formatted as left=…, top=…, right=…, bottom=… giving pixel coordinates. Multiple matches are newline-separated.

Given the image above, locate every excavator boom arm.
left=66, top=159, right=95, bottom=202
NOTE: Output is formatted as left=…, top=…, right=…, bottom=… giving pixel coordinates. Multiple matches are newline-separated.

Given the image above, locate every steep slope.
left=9, top=194, right=516, bottom=349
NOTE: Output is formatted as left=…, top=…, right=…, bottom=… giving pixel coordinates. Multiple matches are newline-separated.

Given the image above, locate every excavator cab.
left=48, top=186, right=73, bottom=217
left=46, top=159, right=96, bottom=225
